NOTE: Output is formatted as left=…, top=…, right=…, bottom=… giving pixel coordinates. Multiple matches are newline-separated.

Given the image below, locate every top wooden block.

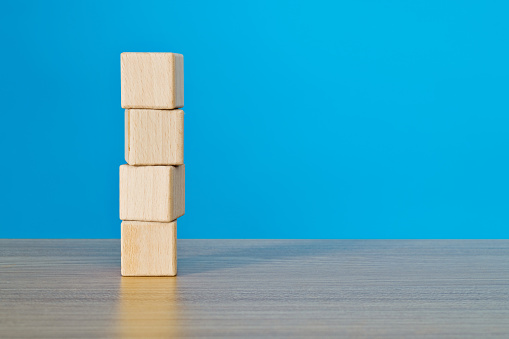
left=121, top=52, right=184, bottom=109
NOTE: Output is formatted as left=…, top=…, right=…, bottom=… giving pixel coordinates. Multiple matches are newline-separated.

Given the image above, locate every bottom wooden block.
left=121, top=220, right=177, bottom=276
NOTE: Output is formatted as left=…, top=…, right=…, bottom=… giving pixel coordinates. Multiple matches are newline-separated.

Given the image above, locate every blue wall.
left=1, top=1, right=508, bottom=238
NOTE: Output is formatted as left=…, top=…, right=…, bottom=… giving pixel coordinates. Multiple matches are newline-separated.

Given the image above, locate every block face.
left=121, top=220, right=177, bottom=276
left=172, top=164, right=186, bottom=219
left=174, top=54, right=184, bottom=108
left=119, top=165, right=185, bottom=222
left=124, top=109, right=129, bottom=162
left=125, top=109, right=184, bottom=165
left=121, top=52, right=184, bottom=109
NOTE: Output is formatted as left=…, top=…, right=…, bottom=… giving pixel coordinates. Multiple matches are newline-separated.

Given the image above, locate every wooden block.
left=125, top=109, right=184, bottom=165
left=121, top=220, right=177, bottom=276
left=121, top=52, right=184, bottom=109
left=119, top=165, right=185, bottom=222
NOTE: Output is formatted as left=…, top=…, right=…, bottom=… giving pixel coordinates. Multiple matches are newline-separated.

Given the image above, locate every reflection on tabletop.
left=114, top=277, right=184, bottom=338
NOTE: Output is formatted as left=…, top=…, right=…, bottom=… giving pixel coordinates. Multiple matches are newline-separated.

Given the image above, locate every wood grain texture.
left=119, top=165, right=185, bottom=222
left=121, top=221, right=177, bottom=276
left=1, top=240, right=508, bottom=338
left=121, top=52, right=184, bottom=109
left=125, top=108, right=184, bottom=165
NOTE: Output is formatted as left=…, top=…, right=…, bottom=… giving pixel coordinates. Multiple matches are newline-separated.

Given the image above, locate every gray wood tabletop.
left=0, top=239, right=508, bottom=338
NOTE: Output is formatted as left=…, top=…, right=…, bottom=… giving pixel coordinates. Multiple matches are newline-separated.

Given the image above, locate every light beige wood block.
left=119, top=165, right=185, bottom=222
left=121, top=52, right=184, bottom=109
left=125, top=109, right=184, bottom=165
left=121, top=220, right=177, bottom=276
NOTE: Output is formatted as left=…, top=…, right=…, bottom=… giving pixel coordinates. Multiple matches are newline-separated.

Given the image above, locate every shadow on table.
left=177, top=239, right=367, bottom=276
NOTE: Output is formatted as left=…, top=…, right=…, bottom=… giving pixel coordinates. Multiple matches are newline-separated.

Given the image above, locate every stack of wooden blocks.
left=119, top=52, right=185, bottom=277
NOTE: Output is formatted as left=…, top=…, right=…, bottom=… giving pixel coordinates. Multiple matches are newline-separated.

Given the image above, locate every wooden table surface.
left=1, top=240, right=508, bottom=338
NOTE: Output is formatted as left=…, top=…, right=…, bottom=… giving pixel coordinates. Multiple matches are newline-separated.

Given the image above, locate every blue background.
left=1, top=1, right=508, bottom=239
